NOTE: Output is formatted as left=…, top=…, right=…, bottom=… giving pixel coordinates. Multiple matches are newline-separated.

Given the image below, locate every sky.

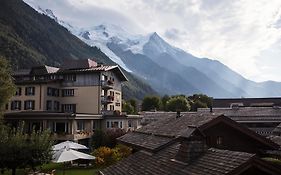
left=24, top=0, right=281, bottom=82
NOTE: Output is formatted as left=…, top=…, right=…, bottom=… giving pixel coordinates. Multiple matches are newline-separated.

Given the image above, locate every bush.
left=93, top=144, right=132, bottom=167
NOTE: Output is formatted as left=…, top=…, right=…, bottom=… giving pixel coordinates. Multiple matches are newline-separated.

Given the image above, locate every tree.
left=91, top=129, right=109, bottom=149
left=141, top=96, right=162, bottom=111
left=188, top=94, right=212, bottom=111
left=0, top=57, right=15, bottom=114
left=166, top=96, right=190, bottom=112
left=122, top=101, right=134, bottom=114
left=129, top=99, right=137, bottom=114
left=0, top=123, right=53, bottom=175
left=161, top=95, right=170, bottom=111
left=91, top=128, right=126, bottom=149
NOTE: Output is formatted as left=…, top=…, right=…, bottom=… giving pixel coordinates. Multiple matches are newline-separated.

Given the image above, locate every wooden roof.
left=119, top=113, right=278, bottom=151
left=100, top=142, right=281, bottom=175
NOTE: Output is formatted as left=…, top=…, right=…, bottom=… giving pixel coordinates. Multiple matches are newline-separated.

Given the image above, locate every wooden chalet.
left=99, top=113, right=281, bottom=175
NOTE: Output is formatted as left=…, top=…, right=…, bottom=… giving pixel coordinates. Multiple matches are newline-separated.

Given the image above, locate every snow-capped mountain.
left=27, top=4, right=281, bottom=97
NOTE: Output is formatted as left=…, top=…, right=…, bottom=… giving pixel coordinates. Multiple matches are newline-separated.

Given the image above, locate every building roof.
left=137, top=113, right=216, bottom=137
left=213, top=97, right=281, bottom=108
left=100, top=142, right=280, bottom=175
left=61, top=58, right=97, bottom=70
left=118, top=113, right=279, bottom=151
left=12, top=59, right=128, bottom=82
left=198, top=107, right=281, bottom=124
left=118, top=132, right=174, bottom=152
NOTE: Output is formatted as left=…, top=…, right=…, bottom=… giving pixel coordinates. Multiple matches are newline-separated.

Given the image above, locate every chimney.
left=176, top=111, right=181, bottom=118
left=175, top=139, right=207, bottom=164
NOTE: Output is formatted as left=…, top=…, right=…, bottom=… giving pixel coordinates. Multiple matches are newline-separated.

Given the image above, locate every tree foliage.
left=93, top=144, right=132, bottom=167
left=0, top=123, right=53, bottom=175
left=141, top=96, right=162, bottom=111
left=161, top=95, right=170, bottom=111
left=0, top=57, right=15, bottom=113
left=91, top=129, right=126, bottom=149
left=188, top=94, right=212, bottom=111
left=166, top=96, right=190, bottom=112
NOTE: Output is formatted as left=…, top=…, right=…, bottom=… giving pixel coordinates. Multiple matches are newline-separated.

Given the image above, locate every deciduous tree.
left=141, top=96, right=161, bottom=111
left=0, top=57, right=15, bottom=114
left=166, top=96, right=190, bottom=112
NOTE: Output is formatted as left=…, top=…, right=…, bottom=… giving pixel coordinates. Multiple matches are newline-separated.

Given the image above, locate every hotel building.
left=4, top=59, right=142, bottom=143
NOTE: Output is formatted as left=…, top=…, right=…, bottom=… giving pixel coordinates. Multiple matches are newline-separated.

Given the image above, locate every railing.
left=101, top=95, right=114, bottom=104
left=101, top=80, right=114, bottom=89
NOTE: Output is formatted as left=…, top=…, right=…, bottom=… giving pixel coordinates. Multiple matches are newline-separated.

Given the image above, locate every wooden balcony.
left=101, top=95, right=114, bottom=104
left=101, top=80, right=114, bottom=89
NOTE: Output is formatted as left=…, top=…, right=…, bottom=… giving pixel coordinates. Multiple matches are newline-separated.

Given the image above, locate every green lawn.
left=2, top=163, right=100, bottom=175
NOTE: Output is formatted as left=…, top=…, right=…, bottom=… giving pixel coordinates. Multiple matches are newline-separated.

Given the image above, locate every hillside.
left=0, top=0, right=156, bottom=100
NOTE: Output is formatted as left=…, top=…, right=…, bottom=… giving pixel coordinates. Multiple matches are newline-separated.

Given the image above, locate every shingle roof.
left=198, top=107, right=281, bottom=123
left=100, top=143, right=256, bottom=175
left=213, top=98, right=281, bottom=108
left=118, top=132, right=174, bottom=151
left=137, top=113, right=217, bottom=137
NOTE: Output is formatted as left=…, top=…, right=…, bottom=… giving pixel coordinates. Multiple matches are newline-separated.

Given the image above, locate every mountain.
left=0, top=0, right=156, bottom=100
left=26, top=2, right=281, bottom=98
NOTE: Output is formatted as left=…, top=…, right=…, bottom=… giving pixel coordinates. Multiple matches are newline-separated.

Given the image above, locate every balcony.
left=101, top=95, right=114, bottom=104
left=52, top=131, right=93, bottom=141
left=101, top=80, right=114, bottom=89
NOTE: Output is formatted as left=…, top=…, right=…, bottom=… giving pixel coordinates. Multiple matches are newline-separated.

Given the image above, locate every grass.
left=2, top=163, right=100, bottom=175
left=41, top=163, right=100, bottom=175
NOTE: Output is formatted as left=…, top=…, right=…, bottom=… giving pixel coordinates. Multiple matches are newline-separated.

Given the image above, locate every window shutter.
left=11, top=101, right=14, bottom=110
left=32, top=100, right=35, bottom=110
left=19, top=101, right=22, bottom=110
left=19, top=88, right=22, bottom=96
left=32, top=87, right=35, bottom=95
left=24, top=101, right=27, bottom=110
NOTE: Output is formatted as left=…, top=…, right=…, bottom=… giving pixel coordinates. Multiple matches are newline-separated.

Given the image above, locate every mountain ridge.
left=25, top=3, right=281, bottom=98
left=0, top=0, right=156, bottom=100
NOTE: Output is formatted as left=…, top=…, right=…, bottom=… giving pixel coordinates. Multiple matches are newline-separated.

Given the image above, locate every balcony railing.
left=101, top=80, right=114, bottom=89
left=101, top=95, right=114, bottom=104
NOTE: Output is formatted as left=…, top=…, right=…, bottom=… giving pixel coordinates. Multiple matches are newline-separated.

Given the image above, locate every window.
left=62, top=89, right=74, bottom=97
left=61, top=104, right=76, bottom=113
left=46, top=100, right=52, bottom=111
left=216, top=136, right=223, bottom=146
left=54, top=101, right=60, bottom=111
left=47, top=87, right=59, bottom=96
left=93, top=121, right=96, bottom=130
left=110, top=105, right=114, bottom=111
left=25, top=87, right=35, bottom=96
left=77, top=121, right=85, bottom=131
left=11, top=101, right=21, bottom=110
left=55, top=122, right=68, bottom=134
left=116, top=102, right=121, bottom=107
left=47, top=87, right=53, bottom=96
left=128, top=120, right=132, bottom=128
left=63, top=74, right=76, bottom=81
left=24, top=100, right=35, bottom=110
left=106, top=120, right=123, bottom=129
left=5, top=103, right=8, bottom=110
left=15, top=87, right=22, bottom=96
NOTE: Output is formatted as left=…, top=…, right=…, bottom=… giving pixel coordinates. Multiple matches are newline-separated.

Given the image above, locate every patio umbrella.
left=52, top=140, right=88, bottom=151
left=52, top=148, right=95, bottom=175
left=52, top=148, right=95, bottom=163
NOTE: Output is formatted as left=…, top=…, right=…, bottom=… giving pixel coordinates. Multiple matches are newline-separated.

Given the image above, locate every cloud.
left=24, top=0, right=281, bottom=81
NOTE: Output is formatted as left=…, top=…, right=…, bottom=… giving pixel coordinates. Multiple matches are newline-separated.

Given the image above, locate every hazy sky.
left=25, top=0, right=281, bottom=82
